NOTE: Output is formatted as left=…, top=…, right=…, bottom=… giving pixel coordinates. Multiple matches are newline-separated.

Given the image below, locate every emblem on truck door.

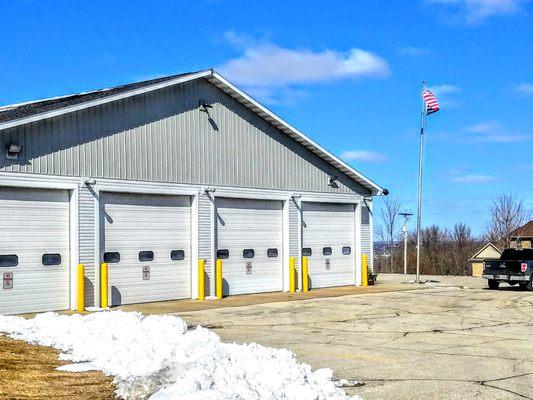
left=521, top=263, right=528, bottom=273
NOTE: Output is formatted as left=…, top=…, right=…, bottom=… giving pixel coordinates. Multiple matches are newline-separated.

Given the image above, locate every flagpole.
left=415, top=81, right=426, bottom=284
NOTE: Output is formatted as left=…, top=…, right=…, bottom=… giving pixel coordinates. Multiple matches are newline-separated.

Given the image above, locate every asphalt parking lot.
left=179, top=275, right=533, bottom=400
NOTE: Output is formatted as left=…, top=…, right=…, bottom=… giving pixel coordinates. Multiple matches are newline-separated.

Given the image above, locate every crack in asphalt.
left=478, top=372, right=533, bottom=399
left=354, top=373, right=533, bottom=399
left=183, top=281, right=532, bottom=399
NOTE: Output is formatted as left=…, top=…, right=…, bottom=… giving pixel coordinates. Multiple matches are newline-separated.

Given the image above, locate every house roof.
left=469, top=242, right=502, bottom=261
left=0, top=72, right=195, bottom=123
left=510, top=221, right=533, bottom=238
left=0, top=69, right=384, bottom=195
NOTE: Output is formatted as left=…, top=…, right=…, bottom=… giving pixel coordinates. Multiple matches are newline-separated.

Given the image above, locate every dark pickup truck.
left=483, top=248, right=533, bottom=290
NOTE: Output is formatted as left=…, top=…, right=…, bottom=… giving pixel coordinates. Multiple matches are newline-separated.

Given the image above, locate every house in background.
left=469, top=243, right=502, bottom=277
left=510, top=221, right=533, bottom=249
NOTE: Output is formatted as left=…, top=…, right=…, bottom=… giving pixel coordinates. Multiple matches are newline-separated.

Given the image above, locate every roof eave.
left=0, top=70, right=213, bottom=131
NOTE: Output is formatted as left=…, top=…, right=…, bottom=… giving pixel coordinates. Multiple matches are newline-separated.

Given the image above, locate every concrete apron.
left=114, top=280, right=423, bottom=315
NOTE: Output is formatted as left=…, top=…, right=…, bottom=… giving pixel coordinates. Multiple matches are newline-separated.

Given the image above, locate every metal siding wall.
left=361, top=202, right=373, bottom=271
left=0, top=80, right=369, bottom=196
left=78, top=184, right=96, bottom=306
left=288, top=199, right=301, bottom=287
left=198, top=193, right=213, bottom=296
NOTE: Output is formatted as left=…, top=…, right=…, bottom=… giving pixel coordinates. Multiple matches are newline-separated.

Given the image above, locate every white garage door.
left=0, top=188, right=70, bottom=315
left=302, top=202, right=356, bottom=289
left=100, top=193, right=191, bottom=306
left=216, top=198, right=283, bottom=295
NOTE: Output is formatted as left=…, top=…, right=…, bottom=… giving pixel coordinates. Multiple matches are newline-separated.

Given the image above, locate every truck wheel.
left=527, top=279, right=533, bottom=291
left=519, top=282, right=528, bottom=290
left=488, top=279, right=499, bottom=290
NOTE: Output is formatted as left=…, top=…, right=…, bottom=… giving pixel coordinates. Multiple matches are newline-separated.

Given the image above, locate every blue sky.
left=1, top=0, right=532, bottom=235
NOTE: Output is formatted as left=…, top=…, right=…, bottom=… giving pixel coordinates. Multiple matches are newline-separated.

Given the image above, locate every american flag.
left=422, top=89, right=439, bottom=115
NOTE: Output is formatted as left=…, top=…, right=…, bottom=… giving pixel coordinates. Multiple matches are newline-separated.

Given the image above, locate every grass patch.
left=0, top=334, right=115, bottom=399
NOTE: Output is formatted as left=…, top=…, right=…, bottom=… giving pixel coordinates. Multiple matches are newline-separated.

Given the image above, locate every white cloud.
left=339, top=150, right=388, bottom=162
left=431, top=121, right=532, bottom=143
left=428, top=0, right=528, bottom=24
left=464, top=120, right=531, bottom=142
left=397, top=46, right=432, bottom=56
left=452, top=174, right=498, bottom=183
left=218, top=32, right=390, bottom=101
left=512, top=82, right=533, bottom=95
left=427, top=84, right=461, bottom=107
left=428, top=84, right=461, bottom=96
left=243, top=87, right=308, bottom=106
left=465, top=120, right=502, bottom=133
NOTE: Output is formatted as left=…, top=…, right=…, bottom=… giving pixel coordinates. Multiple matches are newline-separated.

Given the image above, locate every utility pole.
left=399, top=212, right=413, bottom=275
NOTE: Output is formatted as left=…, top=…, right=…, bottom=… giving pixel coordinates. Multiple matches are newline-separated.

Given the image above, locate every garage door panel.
left=303, top=202, right=356, bottom=289
left=216, top=198, right=283, bottom=296
left=0, top=188, right=71, bottom=315
left=101, top=192, right=192, bottom=306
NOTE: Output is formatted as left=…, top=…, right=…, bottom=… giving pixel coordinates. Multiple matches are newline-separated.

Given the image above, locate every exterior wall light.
left=84, top=178, right=96, bottom=186
left=199, top=101, right=213, bottom=112
left=5, top=143, right=23, bottom=160
left=328, top=176, right=339, bottom=188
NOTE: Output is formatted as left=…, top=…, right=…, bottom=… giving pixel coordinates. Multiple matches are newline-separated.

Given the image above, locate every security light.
left=84, top=178, right=96, bottom=186
left=204, top=187, right=216, bottom=193
left=5, top=143, right=23, bottom=160
left=328, top=176, right=339, bottom=188
left=199, top=101, right=213, bottom=112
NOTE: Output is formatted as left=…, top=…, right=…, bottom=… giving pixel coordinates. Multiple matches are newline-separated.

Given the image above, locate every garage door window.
left=302, top=248, right=312, bottom=256
left=0, top=254, right=18, bottom=267
left=217, top=249, right=229, bottom=259
left=103, top=252, right=120, bottom=263
left=267, top=248, right=278, bottom=258
left=243, top=249, right=255, bottom=258
left=342, top=246, right=352, bottom=255
left=139, top=251, right=154, bottom=262
left=322, top=247, right=332, bottom=256
left=170, top=250, right=185, bottom=261
left=42, top=253, right=61, bottom=266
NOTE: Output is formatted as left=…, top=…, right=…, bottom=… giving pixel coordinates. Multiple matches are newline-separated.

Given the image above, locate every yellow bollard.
left=302, top=256, right=309, bottom=292
left=77, top=264, right=85, bottom=313
left=198, top=259, right=205, bottom=301
left=362, top=254, right=368, bottom=287
left=289, top=257, right=296, bottom=293
left=100, top=263, right=109, bottom=308
left=216, top=259, right=223, bottom=299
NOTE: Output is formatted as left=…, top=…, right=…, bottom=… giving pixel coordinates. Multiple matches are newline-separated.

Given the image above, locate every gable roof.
left=510, top=221, right=533, bottom=238
left=469, top=242, right=502, bottom=261
left=0, top=69, right=384, bottom=195
left=0, top=71, right=200, bottom=123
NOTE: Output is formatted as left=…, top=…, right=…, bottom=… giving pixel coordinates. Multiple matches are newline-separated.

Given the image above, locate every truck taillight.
left=521, top=263, right=528, bottom=273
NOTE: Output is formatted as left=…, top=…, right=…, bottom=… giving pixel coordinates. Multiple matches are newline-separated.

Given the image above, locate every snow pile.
left=0, top=311, right=361, bottom=400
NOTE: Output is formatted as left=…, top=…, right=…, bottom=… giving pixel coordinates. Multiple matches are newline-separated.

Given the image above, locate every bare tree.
left=450, top=223, right=479, bottom=275
left=377, top=197, right=402, bottom=273
left=486, top=194, right=528, bottom=248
